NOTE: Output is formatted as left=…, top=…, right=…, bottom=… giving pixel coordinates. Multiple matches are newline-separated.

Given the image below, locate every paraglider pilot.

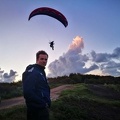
left=49, top=41, right=54, bottom=50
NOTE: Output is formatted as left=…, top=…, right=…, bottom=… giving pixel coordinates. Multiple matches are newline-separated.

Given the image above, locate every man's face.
left=37, top=54, right=48, bottom=67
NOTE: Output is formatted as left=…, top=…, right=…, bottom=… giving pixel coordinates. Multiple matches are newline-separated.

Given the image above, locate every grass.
left=50, top=83, right=120, bottom=120
left=104, top=84, right=120, bottom=92
left=0, top=83, right=120, bottom=120
left=0, top=105, right=27, bottom=120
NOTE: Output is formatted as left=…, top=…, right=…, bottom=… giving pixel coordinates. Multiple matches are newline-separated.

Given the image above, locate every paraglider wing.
left=28, top=7, right=68, bottom=27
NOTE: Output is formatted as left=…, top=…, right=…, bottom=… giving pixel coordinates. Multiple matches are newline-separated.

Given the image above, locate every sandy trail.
left=0, top=84, right=73, bottom=110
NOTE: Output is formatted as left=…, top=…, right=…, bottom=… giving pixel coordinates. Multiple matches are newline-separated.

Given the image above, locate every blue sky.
left=0, top=0, right=120, bottom=82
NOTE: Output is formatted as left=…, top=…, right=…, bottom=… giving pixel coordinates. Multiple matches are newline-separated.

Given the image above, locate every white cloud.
left=48, top=36, right=120, bottom=77
left=0, top=69, right=17, bottom=83
left=48, top=36, right=98, bottom=77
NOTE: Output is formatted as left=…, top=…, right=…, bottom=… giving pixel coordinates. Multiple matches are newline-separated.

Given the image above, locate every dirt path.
left=0, top=84, right=73, bottom=110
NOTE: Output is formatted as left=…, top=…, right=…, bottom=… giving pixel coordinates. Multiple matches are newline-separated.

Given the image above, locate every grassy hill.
left=0, top=73, right=120, bottom=100
left=0, top=83, right=120, bottom=120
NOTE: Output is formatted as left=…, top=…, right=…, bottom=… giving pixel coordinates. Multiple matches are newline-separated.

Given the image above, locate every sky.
left=0, top=0, right=120, bottom=82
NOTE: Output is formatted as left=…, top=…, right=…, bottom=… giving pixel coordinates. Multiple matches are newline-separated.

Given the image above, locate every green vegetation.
left=104, top=84, right=120, bottom=92
left=0, top=105, right=26, bottom=120
left=48, top=73, right=120, bottom=84
left=50, top=84, right=120, bottom=120
left=0, top=73, right=120, bottom=119
left=0, top=81, right=23, bottom=100
left=0, top=83, right=120, bottom=120
left=0, top=73, right=120, bottom=100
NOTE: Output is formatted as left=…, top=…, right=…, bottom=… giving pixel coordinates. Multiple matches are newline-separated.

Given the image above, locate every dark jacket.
left=22, top=64, right=51, bottom=110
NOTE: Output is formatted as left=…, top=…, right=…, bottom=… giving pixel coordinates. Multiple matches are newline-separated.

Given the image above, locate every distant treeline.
left=0, top=73, right=120, bottom=100
left=48, top=73, right=120, bottom=84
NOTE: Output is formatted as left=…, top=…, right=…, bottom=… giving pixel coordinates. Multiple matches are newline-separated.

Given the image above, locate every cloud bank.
left=0, top=68, right=17, bottom=83
left=48, top=36, right=120, bottom=77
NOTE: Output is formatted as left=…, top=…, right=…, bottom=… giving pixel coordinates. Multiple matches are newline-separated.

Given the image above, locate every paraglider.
left=49, top=41, right=54, bottom=50
left=28, top=7, right=68, bottom=27
left=28, top=7, right=68, bottom=50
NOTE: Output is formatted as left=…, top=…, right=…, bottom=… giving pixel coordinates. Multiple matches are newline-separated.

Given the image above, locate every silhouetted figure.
left=22, top=50, right=51, bottom=120
left=49, top=41, right=54, bottom=50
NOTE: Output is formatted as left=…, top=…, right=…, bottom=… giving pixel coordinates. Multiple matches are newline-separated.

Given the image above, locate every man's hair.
left=36, top=50, right=48, bottom=61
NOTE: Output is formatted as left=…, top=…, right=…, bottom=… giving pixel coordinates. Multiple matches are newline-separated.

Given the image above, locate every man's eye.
left=40, top=58, right=47, bottom=60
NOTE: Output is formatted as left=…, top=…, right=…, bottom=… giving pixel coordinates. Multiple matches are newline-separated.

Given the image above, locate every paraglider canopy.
left=28, top=7, right=68, bottom=27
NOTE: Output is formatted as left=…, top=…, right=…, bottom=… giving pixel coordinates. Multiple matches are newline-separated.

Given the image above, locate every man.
left=22, top=50, right=51, bottom=120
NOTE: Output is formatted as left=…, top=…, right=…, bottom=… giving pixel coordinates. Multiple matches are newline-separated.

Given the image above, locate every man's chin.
left=41, top=64, right=46, bottom=67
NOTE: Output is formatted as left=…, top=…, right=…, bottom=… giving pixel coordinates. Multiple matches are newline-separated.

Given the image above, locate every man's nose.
left=43, top=59, right=47, bottom=62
